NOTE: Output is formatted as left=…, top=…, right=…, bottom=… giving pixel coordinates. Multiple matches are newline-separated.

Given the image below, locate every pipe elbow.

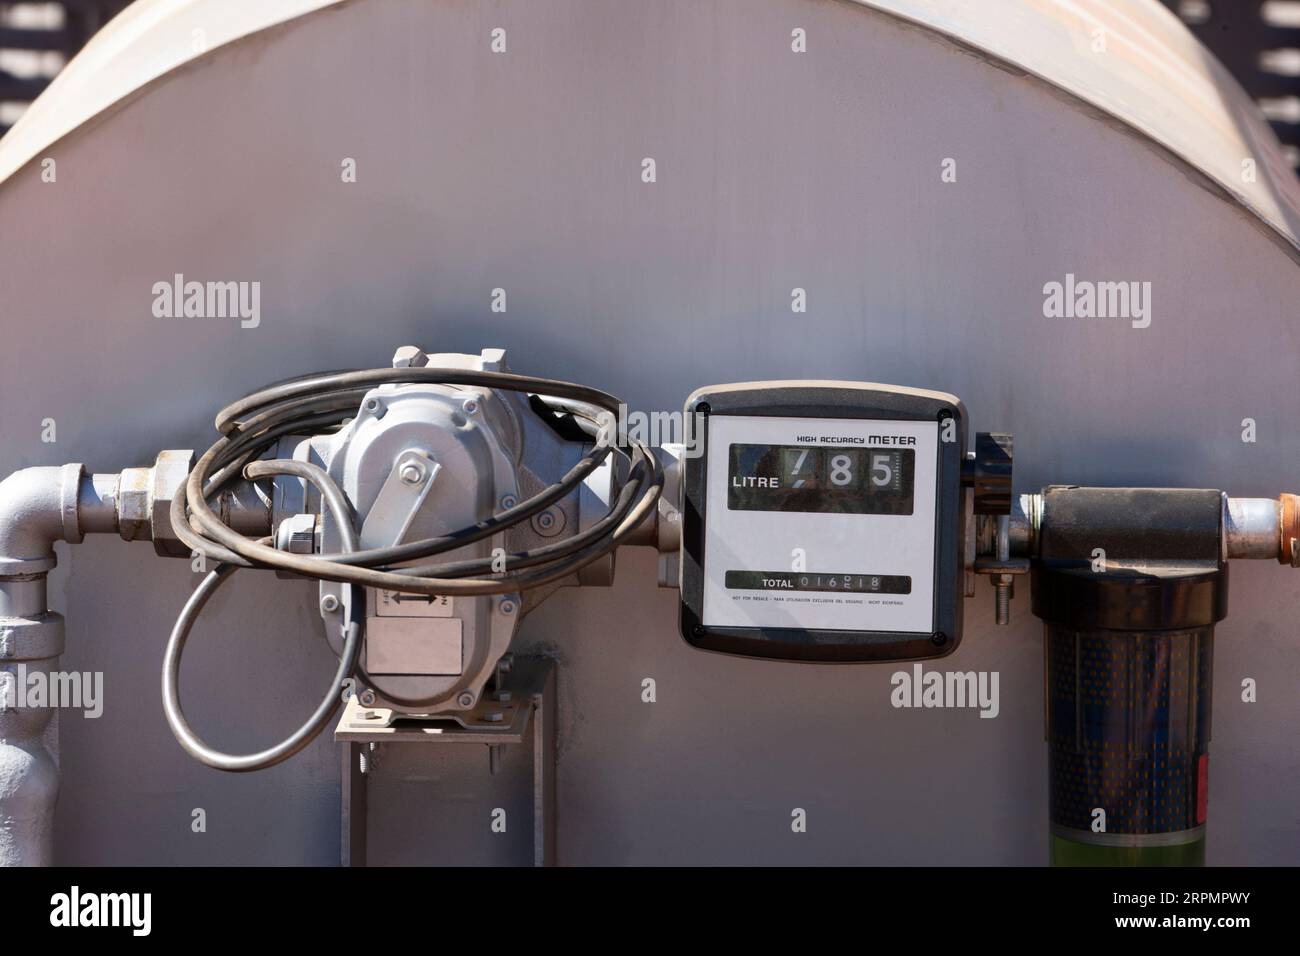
left=0, top=465, right=84, bottom=573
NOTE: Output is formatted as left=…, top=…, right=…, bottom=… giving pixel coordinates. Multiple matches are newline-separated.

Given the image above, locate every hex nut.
left=392, top=346, right=429, bottom=369
left=117, top=467, right=152, bottom=543
left=278, top=513, right=318, bottom=554
left=150, top=450, right=197, bottom=557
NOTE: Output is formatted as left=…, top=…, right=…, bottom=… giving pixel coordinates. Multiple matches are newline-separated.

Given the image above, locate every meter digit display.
left=728, top=444, right=914, bottom=514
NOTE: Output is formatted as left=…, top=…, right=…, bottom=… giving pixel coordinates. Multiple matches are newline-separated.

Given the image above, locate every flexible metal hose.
left=161, top=460, right=364, bottom=772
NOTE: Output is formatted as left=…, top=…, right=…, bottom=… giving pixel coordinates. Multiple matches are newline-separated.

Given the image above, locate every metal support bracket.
left=335, top=655, right=556, bottom=867
left=974, top=513, right=1030, bottom=625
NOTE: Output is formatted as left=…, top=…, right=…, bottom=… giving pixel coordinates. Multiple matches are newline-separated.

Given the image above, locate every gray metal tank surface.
left=0, top=0, right=1298, bottom=865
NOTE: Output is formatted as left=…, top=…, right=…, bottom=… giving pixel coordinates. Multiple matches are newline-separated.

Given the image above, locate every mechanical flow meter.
left=679, top=382, right=980, bottom=662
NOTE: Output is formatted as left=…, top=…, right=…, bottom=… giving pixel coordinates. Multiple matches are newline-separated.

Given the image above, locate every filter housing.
left=1031, top=486, right=1227, bottom=865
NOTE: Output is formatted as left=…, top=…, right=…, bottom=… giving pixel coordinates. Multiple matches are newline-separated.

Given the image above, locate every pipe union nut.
left=0, top=613, right=66, bottom=663
left=150, top=450, right=196, bottom=558
left=117, top=468, right=152, bottom=542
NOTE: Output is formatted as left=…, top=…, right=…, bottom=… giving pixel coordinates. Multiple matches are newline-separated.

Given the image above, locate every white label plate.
left=701, top=415, right=938, bottom=634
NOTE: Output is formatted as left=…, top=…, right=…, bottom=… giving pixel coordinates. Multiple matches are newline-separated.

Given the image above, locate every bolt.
left=482, top=711, right=504, bottom=723
left=392, top=345, right=428, bottom=368
left=457, top=692, right=475, bottom=708
left=320, top=593, right=341, bottom=614
left=494, top=690, right=513, bottom=703
left=488, top=745, right=502, bottom=775
left=358, top=751, right=369, bottom=774
left=499, top=599, right=516, bottom=615
left=359, top=689, right=377, bottom=707
left=462, top=398, right=478, bottom=415
left=994, top=575, right=1014, bottom=626
left=531, top=507, right=566, bottom=538
left=500, top=494, right=517, bottom=510
left=363, top=397, right=382, bottom=414
left=399, top=462, right=424, bottom=485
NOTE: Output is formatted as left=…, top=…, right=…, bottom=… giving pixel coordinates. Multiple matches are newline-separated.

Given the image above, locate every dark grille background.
left=0, top=1, right=131, bottom=137
left=1158, top=1, right=1300, bottom=168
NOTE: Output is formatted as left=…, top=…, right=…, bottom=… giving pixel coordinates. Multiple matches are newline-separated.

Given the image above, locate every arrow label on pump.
left=375, top=589, right=453, bottom=618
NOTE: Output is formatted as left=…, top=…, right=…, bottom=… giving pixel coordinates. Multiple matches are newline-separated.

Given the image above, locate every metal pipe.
left=217, top=478, right=272, bottom=538
left=0, top=464, right=91, bottom=867
left=0, top=618, right=64, bottom=866
left=1220, top=494, right=1300, bottom=564
left=1223, top=496, right=1280, bottom=560
left=0, top=465, right=86, bottom=572
left=1011, top=493, right=1039, bottom=557
left=0, top=574, right=47, bottom=619
left=0, top=451, right=261, bottom=865
left=621, top=444, right=683, bottom=550
left=80, top=473, right=122, bottom=535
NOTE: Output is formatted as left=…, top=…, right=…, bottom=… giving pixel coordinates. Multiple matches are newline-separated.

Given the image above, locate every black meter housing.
left=679, top=382, right=967, bottom=662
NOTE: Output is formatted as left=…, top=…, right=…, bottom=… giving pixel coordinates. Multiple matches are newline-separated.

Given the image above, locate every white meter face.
left=679, top=382, right=966, bottom=662
left=700, top=415, right=939, bottom=634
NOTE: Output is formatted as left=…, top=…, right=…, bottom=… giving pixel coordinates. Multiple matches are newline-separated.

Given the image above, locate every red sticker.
left=1196, top=754, right=1209, bottom=824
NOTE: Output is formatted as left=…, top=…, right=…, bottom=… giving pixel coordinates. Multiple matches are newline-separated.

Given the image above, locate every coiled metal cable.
left=161, top=365, right=663, bottom=771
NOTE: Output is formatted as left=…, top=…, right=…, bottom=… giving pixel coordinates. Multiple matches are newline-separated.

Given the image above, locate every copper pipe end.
left=1281, top=494, right=1300, bottom=566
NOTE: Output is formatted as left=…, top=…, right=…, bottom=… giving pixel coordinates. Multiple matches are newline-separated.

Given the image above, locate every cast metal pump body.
left=272, top=349, right=619, bottom=715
